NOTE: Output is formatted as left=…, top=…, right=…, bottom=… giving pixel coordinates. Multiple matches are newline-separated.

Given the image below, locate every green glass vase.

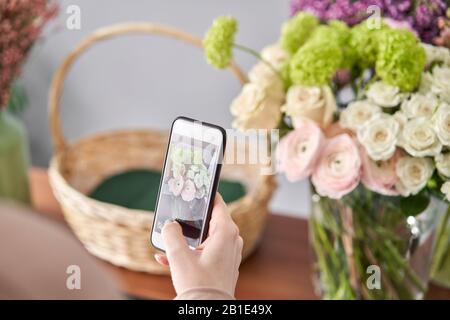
left=0, top=110, right=30, bottom=204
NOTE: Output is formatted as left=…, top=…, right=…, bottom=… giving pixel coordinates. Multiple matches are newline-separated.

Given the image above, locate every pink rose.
left=312, top=134, right=362, bottom=199
left=168, top=176, right=184, bottom=196
left=276, top=120, right=325, bottom=182
left=360, top=147, right=401, bottom=196
left=181, top=179, right=196, bottom=202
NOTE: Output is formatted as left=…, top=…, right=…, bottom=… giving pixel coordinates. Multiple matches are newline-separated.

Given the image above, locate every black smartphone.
left=150, top=117, right=226, bottom=251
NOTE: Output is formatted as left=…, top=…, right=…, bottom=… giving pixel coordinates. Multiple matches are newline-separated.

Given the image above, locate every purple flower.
left=289, top=0, right=449, bottom=45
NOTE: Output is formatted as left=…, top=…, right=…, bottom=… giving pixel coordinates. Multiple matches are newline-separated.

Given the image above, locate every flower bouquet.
left=202, top=12, right=450, bottom=299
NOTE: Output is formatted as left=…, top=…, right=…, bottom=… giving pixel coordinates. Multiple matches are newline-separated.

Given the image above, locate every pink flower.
left=181, top=179, right=196, bottom=202
left=276, top=120, right=325, bottom=182
left=168, top=176, right=184, bottom=196
left=360, top=147, right=401, bottom=196
left=312, top=134, right=362, bottom=199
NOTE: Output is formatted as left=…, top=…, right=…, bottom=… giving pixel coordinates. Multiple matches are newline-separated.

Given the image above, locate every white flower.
left=436, top=153, right=450, bottom=178
left=393, top=111, right=408, bottom=147
left=396, top=157, right=434, bottom=197
left=230, top=83, right=283, bottom=131
left=400, top=117, right=442, bottom=157
left=260, top=43, right=290, bottom=70
left=430, top=65, right=450, bottom=103
left=248, top=62, right=284, bottom=99
left=339, top=100, right=381, bottom=132
left=357, top=113, right=399, bottom=161
left=422, top=43, right=450, bottom=66
left=433, top=103, right=450, bottom=146
left=366, top=81, right=404, bottom=107
left=441, top=181, right=450, bottom=201
left=418, top=71, right=434, bottom=95
left=282, top=85, right=336, bottom=129
left=401, top=93, right=439, bottom=119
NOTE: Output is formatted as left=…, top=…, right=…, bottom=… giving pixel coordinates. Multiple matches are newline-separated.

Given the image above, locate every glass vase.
left=431, top=206, right=450, bottom=288
left=309, top=184, right=447, bottom=300
left=0, top=110, right=30, bottom=204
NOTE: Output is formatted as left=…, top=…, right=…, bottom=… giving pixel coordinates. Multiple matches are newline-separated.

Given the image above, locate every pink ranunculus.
left=276, top=119, right=325, bottom=182
left=168, top=176, right=184, bottom=196
left=360, top=146, right=401, bottom=196
left=312, top=134, right=362, bottom=199
left=181, top=179, right=196, bottom=202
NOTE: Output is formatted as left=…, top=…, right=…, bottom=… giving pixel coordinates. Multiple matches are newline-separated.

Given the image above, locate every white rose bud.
left=260, top=44, right=290, bottom=70
left=422, top=43, right=450, bottom=66
left=433, top=103, right=450, bottom=146
left=357, top=113, right=399, bottom=161
left=436, top=153, right=450, bottom=178
left=396, top=157, right=435, bottom=197
left=366, top=81, right=404, bottom=107
left=418, top=71, right=434, bottom=95
left=230, top=83, right=282, bottom=131
left=430, top=66, right=450, bottom=104
left=441, top=181, right=450, bottom=201
left=282, top=85, right=336, bottom=129
left=248, top=62, right=284, bottom=100
left=401, top=93, right=439, bottom=119
left=340, top=100, right=381, bottom=132
left=400, top=117, right=442, bottom=157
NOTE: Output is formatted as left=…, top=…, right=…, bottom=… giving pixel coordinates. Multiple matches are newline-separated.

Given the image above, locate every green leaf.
left=400, top=190, right=430, bottom=217
left=89, top=169, right=246, bottom=212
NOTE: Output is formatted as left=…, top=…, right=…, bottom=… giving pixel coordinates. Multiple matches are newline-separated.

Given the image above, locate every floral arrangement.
left=203, top=12, right=450, bottom=299
left=0, top=0, right=57, bottom=109
left=167, top=145, right=212, bottom=203
left=289, top=0, right=450, bottom=48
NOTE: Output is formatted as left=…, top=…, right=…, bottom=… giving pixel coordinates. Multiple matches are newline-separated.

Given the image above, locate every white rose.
left=400, top=93, right=439, bottom=119
left=436, top=153, right=450, bottom=178
left=418, top=71, right=434, bottom=95
left=339, top=100, right=381, bottom=132
left=393, top=111, right=408, bottom=147
left=230, top=83, right=282, bottom=131
left=441, top=181, right=450, bottom=201
left=282, top=85, right=336, bottom=129
left=422, top=43, right=450, bottom=66
left=433, top=103, right=450, bottom=146
left=260, top=44, right=290, bottom=70
left=430, top=66, right=450, bottom=103
left=395, top=157, right=434, bottom=196
left=400, top=117, right=442, bottom=157
left=357, top=113, right=399, bottom=161
left=366, top=81, right=405, bottom=107
left=248, top=62, right=284, bottom=100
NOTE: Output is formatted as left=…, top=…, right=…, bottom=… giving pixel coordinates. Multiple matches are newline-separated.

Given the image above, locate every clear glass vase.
left=431, top=207, right=450, bottom=288
left=0, top=110, right=30, bottom=204
left=309, top=184, right=447, bottom=300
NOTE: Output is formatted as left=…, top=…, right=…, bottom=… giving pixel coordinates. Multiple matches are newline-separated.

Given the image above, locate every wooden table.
left=29, top=168, right=450, bottom=300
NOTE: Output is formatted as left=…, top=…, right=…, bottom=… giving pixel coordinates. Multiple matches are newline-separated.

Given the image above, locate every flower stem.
left=432, top=205, right=450, bottom=274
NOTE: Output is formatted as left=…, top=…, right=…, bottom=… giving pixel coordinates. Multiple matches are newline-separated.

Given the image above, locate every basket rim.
left=48, top=129, right=277, bottom=226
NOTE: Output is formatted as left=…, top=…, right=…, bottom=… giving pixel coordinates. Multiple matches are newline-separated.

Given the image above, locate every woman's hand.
left=155, top=194, right=243, bottom=298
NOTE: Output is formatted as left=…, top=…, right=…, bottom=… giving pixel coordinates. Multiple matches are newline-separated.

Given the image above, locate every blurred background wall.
left=21, top=0, right=310, bottom=217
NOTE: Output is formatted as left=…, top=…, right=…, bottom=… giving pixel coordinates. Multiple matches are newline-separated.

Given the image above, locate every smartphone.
left=150, top=117, right=226, bottom=251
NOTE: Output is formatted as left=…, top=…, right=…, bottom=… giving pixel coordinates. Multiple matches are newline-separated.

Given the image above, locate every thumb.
left=161, top=221, right=190, bottom=262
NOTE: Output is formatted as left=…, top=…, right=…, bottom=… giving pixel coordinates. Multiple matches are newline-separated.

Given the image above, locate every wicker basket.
left=48, top=22, right=277, bottom=274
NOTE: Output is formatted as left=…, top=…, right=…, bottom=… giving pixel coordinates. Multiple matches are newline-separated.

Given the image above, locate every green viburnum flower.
left=376, top=28, right=426, bottom=92
left=289, top=40, right=343, bottom=86
left=350, top=19, right=387, bottom=69
left=280, top=12, right=319, bottom=54
left=310, top=21, right=356, bottom=69
left=203, top=16, right=238, bottom=69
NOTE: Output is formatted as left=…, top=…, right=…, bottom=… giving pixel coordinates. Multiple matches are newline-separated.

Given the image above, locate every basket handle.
left=49, top=22, right=248, bottom=153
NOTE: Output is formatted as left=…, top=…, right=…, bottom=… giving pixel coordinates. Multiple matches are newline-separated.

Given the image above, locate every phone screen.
left=151, top=118, right=224, bottom=249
